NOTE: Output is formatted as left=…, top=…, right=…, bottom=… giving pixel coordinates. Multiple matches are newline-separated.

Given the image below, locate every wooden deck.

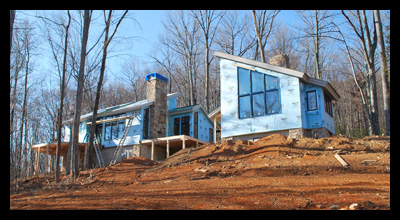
left=32, top=142, right=89, bottom=174
left=32, top=142, right=88, bottom=155
left=140, top=135, right=209, bottom=160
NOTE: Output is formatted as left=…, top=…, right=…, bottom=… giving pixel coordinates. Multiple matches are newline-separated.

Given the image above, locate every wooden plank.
left=334, top=154, right=349, bottom=167
left=232, top=63, right=256, bottom=71
left=86, top=115, right=133, bottom=125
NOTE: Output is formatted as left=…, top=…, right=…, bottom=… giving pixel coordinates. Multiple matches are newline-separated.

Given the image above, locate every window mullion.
left=250, top=70, right=253, bottom=117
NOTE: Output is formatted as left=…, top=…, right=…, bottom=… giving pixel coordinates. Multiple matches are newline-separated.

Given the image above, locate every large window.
left=104, top=113, right=127, bottom=141
left=181, top=116, right=190, bottom=135
left=173, top=116, right=190, bottom=136
left=237, top=67, right=281, bottom=119
left=306, top=90, right=317, bottom=111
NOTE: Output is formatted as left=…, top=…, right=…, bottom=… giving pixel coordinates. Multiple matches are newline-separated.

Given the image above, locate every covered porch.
left=140, top=135, right=209, bottom=161
left=32, top=142, right=89, bottom=174
left=208, top=106, right=221, bottom=143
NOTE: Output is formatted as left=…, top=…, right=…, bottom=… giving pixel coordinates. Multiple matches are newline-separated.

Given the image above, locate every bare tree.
left=87, top=10, right=128, bottom=169
left=332, top=21, right=374, bottom=137
left=54, top=11, right=71, bottom=182
left=295, top=10, right=336, bottom=79
left=162, top=10, right=201, bottom=106
left=374, top=10, right=390, bottom=136
left=251, top=10, right=280, bottom=63
left=70, top=10, right=91, bottom=179
left=342, top=10, right=380, bottom=135
left=191, top=10, right=225, bottom=113
left=215, top=10, right=256, bottom=57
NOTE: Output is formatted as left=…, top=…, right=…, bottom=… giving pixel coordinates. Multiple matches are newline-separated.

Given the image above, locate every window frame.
left=143, top=108, right=150, bottom=139
left=237, top=67, right=281, bottom=119
left=324, top=92, right=333, bottom=117
left=306, top=90, right=318, bottom=111
left=180, top=116, right=190, bottom=136
left=173, top=117, right=180, bottom=136
left=194, top=112, right=198, bottom=139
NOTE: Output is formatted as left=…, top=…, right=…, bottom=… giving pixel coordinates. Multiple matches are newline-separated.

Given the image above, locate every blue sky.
left=13, top=10, right=335, bottom=84
left=125, top=10, right=166, bottom=62
left=109, top=10, right=298, bottom=75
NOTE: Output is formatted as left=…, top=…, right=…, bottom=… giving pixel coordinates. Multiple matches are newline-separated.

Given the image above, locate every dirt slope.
left=10, top=134, right=390, bottom=210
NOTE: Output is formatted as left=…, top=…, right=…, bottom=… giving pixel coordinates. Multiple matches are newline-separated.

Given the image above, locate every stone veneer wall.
left=146, top=76, right=167, bottom=139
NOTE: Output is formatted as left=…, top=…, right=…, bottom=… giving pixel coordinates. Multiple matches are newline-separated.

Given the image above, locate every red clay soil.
left=10, top=134, right=390, bottom=210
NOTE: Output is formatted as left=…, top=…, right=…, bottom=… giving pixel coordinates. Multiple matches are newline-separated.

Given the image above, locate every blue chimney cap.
left=145, top=73, right=168, bottom=83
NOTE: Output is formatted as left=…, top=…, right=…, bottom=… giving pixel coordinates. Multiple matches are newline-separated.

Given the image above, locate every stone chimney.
left=269, top=54, right=289, bottom=68
left=145, top=73, right=168, bottom=138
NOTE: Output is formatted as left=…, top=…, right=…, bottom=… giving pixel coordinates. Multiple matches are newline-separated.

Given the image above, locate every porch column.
left=36, top=147, right=41, bottom=175
left=151, top=140, right=155, bottom=161
left=166, top=139, right=170, bottom=158
left=213, top=118, right=217, bottom=144
left=83, top=144, right=88, bottom=170
left=45, top=146, right=49, bottom=174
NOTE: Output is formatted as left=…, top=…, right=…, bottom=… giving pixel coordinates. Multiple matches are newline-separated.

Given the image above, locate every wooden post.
left=166, top=139, right=170, bottom=158
left=49, top=155, right=53, bottom=173
left=45, top=146, right=49, bottom=174
left=182, top=136, right=186, bottom=149
left=36, top=147, right=41, bottom=175
left=213, top=118, right=217, bottom=144
left=84, top=144, right=88, bottom=170
left=151, top=140, right=155, bottom=160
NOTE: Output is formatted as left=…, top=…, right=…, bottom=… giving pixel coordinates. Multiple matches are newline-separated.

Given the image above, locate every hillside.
left=10, top=134, right=390, bottom=210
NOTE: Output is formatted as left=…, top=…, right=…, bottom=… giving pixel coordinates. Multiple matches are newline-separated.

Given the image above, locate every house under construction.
left=32, top=73, right=215, bottom=173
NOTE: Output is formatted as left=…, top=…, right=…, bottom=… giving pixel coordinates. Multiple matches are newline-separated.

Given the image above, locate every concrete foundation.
left=223, top=127, right=333, bottom=142
left=100, top=145, right=140, bottom=165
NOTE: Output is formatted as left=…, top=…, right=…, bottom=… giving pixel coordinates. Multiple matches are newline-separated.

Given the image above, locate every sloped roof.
left=62, top=99, right=153, bottom=125
left=214, top=51, right=340, bottom=101
left=168, top=104, right=202, bottom=114
left=169, top=104, right=214, bottom=125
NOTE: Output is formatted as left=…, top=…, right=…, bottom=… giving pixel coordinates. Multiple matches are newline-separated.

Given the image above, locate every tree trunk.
left=55, top=10, right=71, bottom=183
left=205, top=43, right=210, bottom=113
left=70, top=10, right=91, bottom=180
left=10, top=10, right=15, bottom=57
left=374, top=10, right=390, bottom=136
left=252, top=10, right=266, bottom=63
left=87, top=10, right=111, bottom=169
left=314, top=10, right=321, bottom=80
left=87, top=10, right=127, bottom=169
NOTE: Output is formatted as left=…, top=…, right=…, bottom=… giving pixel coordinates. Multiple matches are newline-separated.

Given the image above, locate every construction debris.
left=334, top=153, right=349, bottom=167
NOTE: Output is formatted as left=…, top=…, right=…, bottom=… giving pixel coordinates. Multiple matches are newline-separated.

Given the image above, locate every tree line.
left=10, top=10, right=390, bottom=188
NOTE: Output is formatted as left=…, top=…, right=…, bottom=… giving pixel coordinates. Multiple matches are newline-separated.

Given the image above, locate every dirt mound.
left=10, top=134, right=390, bottom=210
left=255, top=134, right=290, bottom=146
left=120, top=157, right=158, bottom=166
left=143, top=134, right=390, bottom=181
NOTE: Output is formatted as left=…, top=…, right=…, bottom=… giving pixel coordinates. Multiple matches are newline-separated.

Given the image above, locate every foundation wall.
left=100, top=145, right=140, bottom=165
left=223, top=127, right=332, bottom=142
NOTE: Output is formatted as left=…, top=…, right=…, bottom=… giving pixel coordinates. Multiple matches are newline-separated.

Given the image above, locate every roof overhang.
left=62, top=100, right=154, bottom=125
left=214, top=51, right=340, bottom=101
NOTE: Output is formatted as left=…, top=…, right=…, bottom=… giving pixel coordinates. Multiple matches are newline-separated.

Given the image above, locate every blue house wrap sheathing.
left=214, top=51, right=340, bottom=140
